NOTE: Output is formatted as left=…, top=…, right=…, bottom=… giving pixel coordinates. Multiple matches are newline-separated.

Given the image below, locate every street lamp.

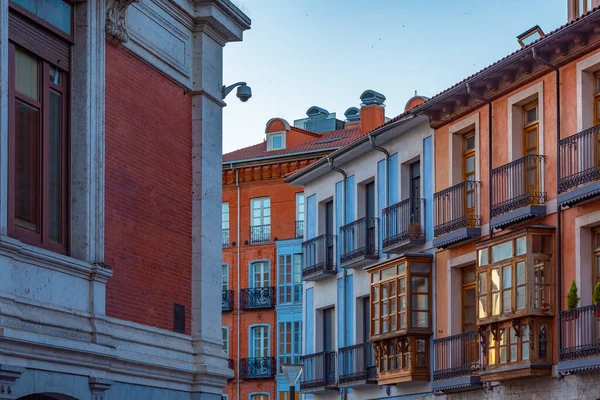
left=281, top=363, right=303, bottom=400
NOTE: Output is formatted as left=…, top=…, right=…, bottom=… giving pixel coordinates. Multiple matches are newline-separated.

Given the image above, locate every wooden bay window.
left=7, top=1, right=72, bottom=254
left=476, top=227, right=554, bottom=380
left=367, top=254, right=432, bottom=384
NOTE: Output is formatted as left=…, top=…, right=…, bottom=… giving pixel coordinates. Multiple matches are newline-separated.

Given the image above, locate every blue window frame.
left=278, top=320, right=302, bottom=369
left=278, top=253, right=302, bottom=304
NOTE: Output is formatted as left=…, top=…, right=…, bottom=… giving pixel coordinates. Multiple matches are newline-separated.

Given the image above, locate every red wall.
left=104, top=43, right=193, bottom=333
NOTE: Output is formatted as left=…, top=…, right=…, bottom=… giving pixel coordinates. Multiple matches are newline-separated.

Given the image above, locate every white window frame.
left=296, top=192, right=305, bottom=222
left=267, top=131, right=286, bottom=151
left=251, top=197, right=271, bottom=227
left=222, top=202, right=229, bottom=231
left=249, top=325, right=270, bottom=358
left=222, top=326, right=229, bottom=355
left=222, top=263, right=229, bottom=291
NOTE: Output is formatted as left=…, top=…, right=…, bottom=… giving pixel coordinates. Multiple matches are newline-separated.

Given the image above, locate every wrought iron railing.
left=250, top=224, right=270, bottom=245
left=300, top=351, right=337, bottom=390
left=340, top=217, right=378, bottom=264
left=559, top=124, right=600, bottom=193
left=338, top=342, right=377, bottom=384
left=302, top=234, right=336, bottom=278
left=491, top=154, right=546, bottom=218
left=433, top=331, right=480, bottom=381
left=296, top=220, right=304, bottom=239
left=434, top=180, right=482, bottom=237
left=240, top=287, right=276, bottom=309
left=560, top=305, right=600, bottom=362
left=222, top=228, right=230, bottom=248
left=222, top=290, right=234, bottom=312
left=382, top=198, right=425, bottom=248
left=240, top=357, right=276, bottom=379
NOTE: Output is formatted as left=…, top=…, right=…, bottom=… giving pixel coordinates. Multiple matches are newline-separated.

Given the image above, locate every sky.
left=222, top=0, right=566, bottom=154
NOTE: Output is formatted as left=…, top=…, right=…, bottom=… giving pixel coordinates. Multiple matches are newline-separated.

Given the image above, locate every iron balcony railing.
left=559, top=124, right=600, bottom=193
left=222, top=290, right=234, bottom=312
left=491, top=154, right=546, bottom=218
left=250, top=224, right=270, bottom=245
left=338, top=342, right=377, bottom=385
left=240, top=287, right=276, bottom=310
left=560, top=305, right=600, bottom=362
left=433, top=331, right=480, bottom=381
left=340, top=217, right=378, bottom=264
left=300, top=351, right=337, bottom=390
left=382, top=198, right=425, bottom=248
left=302, top=234, right=336, bottom=278
left=240, top=357, right=276, bottom=379
left=296, top=220, right=304, bottom=239
left=222, top=228, right=230, bottom=248
left=434, top=180, right=482, bottom=237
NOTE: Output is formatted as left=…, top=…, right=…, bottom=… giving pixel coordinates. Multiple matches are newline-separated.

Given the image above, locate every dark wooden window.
left=8, top=2, right=71, bottom=254
left=594, top=228, right=600, bottom=289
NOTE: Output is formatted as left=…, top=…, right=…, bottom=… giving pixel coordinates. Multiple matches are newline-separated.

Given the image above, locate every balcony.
left=296, top=220, right=304, bottom=239
left=300, top=351, right=337, bottom=392
left=339, top=217, right=379, bottom=268
left=559, top=305, right=600, bottom=374
left=490, top=154, right=547, bottom=230
left=222, top=228, right=230, bottom=248
left=250, top=224, right=270, bottom=245
left=432, top=332, right=481, bottom=393
left=239, top=357, right=276, bottom=379
left=382, top=198, right=425, bottom=253
left=338, top=342, right=377, bottom=387
left=240, top=287, right=276, bottom=310
left=302, top=234, right=336, bottom=281
left=222, top=290, right=234, bottom=312
left=433, top=180, right=482, bottom=249
left=558, top=124, right=600, bottom=207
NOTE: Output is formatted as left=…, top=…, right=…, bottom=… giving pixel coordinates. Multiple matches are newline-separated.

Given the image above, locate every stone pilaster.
left=0, top=365, right=24, bottom=400
left=89, top=377, right=112, bottom=400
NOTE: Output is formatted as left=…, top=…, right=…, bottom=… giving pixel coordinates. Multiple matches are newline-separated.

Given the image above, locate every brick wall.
left=104, top=42, right=193, bottom=333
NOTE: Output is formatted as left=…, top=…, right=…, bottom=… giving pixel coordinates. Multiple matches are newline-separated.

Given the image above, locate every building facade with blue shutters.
left=286, top=94, right=436, bottom=400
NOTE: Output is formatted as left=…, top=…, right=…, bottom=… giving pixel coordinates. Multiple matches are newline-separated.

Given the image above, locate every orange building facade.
left=426, top=2, right=600, bottom=398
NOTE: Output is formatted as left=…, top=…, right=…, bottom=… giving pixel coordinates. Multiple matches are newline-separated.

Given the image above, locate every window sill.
left=0, top=234, right=112, bottom=282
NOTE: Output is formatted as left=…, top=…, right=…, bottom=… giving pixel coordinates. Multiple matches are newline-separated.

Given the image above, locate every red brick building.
left=221, top=94, right=388, bottom=400
left=0, top=1, right=250, bottom=398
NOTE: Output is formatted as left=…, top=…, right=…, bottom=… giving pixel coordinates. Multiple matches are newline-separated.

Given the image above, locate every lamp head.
left=281, top=363, right=303, bottom=385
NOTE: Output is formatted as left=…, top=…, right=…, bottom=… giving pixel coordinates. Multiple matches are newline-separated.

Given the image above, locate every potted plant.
left=566, top=281, right=581, bottom=321
left=593, top=282, right=600, bottom=318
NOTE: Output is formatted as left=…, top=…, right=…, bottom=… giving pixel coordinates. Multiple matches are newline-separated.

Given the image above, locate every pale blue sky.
left=222, top=0, right=566, bottom=154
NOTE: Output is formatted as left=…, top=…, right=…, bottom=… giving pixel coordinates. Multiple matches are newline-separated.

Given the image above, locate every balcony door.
left=252, top=262, right=269, bottom=288
left=251, top=197, right=270, bottom=243
left=410, top=161, right=421, bottom=226
left=326, top=201, right=334, bottom=267
left=323, top=307, right=334, bottom=352
left=251, top=326, right=269, bottom=358
left=523, top=101, right=540, bottom=197
left=366, top=182, right=376, bottom=253
left=463, top=132, right=476, bottom=223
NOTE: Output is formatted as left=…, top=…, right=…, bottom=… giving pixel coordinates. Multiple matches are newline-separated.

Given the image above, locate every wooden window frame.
left=462, top=267, right=477, bottom=333
left=8, top=38, right=70, bottom=254
left=476, top=228, right=554, bottom=326
left=593, top=228, right=600, bottom=289
left=463, top=131, right=476, bottom=220
left=369, top=257, right=432, bottom=339
left=9, top=0, right=74, bottom=43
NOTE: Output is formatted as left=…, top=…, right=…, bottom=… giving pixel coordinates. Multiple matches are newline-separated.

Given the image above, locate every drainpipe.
left=327, top=157, right=347, bottom=398
left=233, top=164, right=241, bottom=400
left=369, top=134, right=390, bottom=260
left=532, top=47, right=562, bottom=359
left=466, top=83, right=493, bottom=240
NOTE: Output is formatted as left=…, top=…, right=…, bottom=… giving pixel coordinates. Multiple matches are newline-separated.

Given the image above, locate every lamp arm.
left=222, top=82, right=247, bottom=99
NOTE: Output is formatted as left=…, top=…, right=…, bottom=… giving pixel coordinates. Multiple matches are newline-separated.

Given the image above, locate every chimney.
left=359, top=90, right=386, bottom=134
left=568, top=0, right=600, bottom=22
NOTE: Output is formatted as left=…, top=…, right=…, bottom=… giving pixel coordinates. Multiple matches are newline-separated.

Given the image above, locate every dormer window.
left=267, top=132, right=285, bottom=151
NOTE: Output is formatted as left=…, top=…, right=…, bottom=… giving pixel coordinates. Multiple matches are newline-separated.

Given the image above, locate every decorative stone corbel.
left=89, top=377, right=112, bottom=400
left=105, top=0, right=140, bottom=45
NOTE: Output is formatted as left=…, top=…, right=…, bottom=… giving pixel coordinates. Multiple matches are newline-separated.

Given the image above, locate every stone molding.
left=0, top=365, right=24, bottom=400
left=106, top=0, right=140, bottom=44
left=89, top=377, right=112, bottom=400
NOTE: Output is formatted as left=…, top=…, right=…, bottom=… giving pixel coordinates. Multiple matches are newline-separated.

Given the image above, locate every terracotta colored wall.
left=104, top=43, right=192, bottom=333
left=222, top=173, right=303, bottom=400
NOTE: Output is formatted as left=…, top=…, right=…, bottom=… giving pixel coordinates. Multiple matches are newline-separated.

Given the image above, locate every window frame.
left=278, top=253, right=302, bottom=305
left=463, top=130, right=476, bottom=218
left=9, top=0, right=74, bottom=43
left=295, top=192, right=305, bottom=222
left=593, top=228, right=600, bottom=290
left=368, top=255, right=432, bottom=340
left=476, top=228, right=554, bottom=326
left=222, top=326, right=229, bottom=355
left=462, top=266, right=476, bottom=333
left=249, top=324, right=270, bottom=358
left=278, top=320, right=302, bottom=370
left=250, top=260, right=270, bottom=289
left=8, top=40, right=70, bottom=255
left=251, top=197, right=271, bottom=227
left=222, top=263, right=229, bottom=291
